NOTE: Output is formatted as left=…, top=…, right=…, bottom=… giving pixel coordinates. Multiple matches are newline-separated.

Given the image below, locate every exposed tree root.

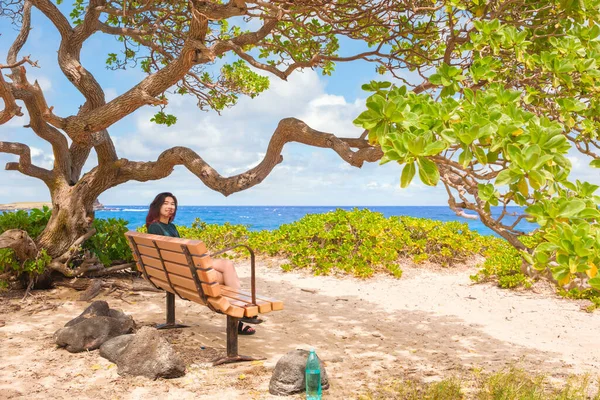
left=54, top=276, right=162, bottom=302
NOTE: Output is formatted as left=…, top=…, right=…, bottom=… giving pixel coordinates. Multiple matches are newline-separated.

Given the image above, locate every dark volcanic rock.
left=53, top=301, right=135, bottom=353
left=99, top=326, right=185, bottom=379
left=269, top=349, right=329, bottom=396
left=99, top=334, right=135, bottom=363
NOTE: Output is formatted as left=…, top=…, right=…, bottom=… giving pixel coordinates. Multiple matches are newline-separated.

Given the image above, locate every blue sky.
left=0, top=7, right=597, bottom=207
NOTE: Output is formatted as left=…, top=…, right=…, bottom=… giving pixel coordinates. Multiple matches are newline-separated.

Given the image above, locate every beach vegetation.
left=84, top=218, right=133, bottom=267
left=248, top=209, right=490, bottom=277
left=359, top=367, right=600, bottom=400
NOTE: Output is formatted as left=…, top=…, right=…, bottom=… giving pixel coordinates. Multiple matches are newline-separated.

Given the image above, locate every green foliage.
left=0, top=207, right=53, bottom=277
left=177, top=219, right=251, bottom=255
left=84, top=218, right=133, bottom=266
left=471, top=236, right=541, bottom=289
left=247, top=209, right=490, bottom=278
left=0, top=206, right=52, bottom=239
left=352, top=1, right=600, bottom=297
left=150, top=111, right=177, bottom=126
left=0, top=248, right=51, bottom=277
left=478, top=367, right=547, bottom=399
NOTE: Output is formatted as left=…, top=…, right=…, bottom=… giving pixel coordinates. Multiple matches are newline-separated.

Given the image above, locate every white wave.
left=120, top=209, right=148, bottom=212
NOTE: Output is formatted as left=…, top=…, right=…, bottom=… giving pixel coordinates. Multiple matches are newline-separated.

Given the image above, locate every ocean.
left=96, top=206, right=537, bottom=236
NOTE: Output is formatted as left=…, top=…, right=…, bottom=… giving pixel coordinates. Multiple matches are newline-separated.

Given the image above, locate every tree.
left=0, top=0, right=417, bottom=276
left=353, top=0, right=600, bottom=289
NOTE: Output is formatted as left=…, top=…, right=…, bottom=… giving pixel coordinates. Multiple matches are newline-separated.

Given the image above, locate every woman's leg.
left=211, top=258, right=241, bottom=290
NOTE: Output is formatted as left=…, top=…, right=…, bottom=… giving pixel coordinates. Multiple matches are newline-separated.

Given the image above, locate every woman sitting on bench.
left=145, top=192, right=259, bottom=335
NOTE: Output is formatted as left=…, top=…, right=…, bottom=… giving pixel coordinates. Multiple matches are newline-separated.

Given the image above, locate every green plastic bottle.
left=305, top=349, right=322, bottom=400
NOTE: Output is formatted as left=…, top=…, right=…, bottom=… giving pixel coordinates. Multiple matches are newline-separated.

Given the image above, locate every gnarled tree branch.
left=114, top=117, right=383, bottom=195
left=0, top=141, right=53, bottom=183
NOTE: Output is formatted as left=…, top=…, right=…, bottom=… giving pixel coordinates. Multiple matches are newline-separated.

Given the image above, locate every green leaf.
left=416, top=157, right=440, bottom=186
left=366, top=94, right=386, bottom=115
left=589, top=277, right=600, bottom=291
left=590, top=159, right=600, bottom=168
left=528, top=170, right=546, bottom=190
left=406, top=136, right=426, bottom=155
left=495, top=169, right=513, bottom=186
left=474, top=147, right=487, bottom=165
left=558, top=200, right=586, bottom=218
left=401, top=162, right=416, bottom=188
left=422, top=141, right=447, bottom=156
left=459, top=147, right=472, bottom=168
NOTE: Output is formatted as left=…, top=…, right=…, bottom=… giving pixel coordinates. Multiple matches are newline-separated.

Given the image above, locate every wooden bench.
left=125, top=231, right=283, bottom=365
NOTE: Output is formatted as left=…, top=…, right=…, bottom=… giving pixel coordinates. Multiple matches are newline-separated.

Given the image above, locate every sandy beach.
left=0, top=202, right=52, bottom=211
left=1, top=259, right=598, bottom=399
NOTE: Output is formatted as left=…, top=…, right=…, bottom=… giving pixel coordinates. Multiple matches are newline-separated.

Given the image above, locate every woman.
left=146, top=192, right=259, bottom=335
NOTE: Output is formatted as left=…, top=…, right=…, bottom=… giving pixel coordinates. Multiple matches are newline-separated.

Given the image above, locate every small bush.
left=0, top=207, right=53, bottom=278
left=470, top=235, right=545, bottom=289
left=0, top=206, right=51, bottom=238
left=85, top=218, right=133, bottom=266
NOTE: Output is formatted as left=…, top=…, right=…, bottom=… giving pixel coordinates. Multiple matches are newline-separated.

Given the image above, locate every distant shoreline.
left=0, top=202, right=52, bottom=211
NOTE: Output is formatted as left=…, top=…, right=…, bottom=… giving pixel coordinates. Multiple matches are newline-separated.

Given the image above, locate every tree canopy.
left=353, top=0, right=600, bottom=289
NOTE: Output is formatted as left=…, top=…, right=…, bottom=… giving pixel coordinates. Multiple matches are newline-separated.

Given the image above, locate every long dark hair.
left=146, top=192, right=178, bottom=229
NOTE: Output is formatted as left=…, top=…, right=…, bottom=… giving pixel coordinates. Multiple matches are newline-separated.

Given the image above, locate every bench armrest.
left=211, top=243, right=256, bottom=306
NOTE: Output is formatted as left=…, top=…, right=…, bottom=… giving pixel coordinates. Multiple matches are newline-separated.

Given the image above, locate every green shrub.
left=178, top=219, right=251, bottom=251
left=247, top=209, right=490, bottom=278
left=85, top=218, right=133, bottom=266
left=361, top=368, right=599, bottom=400
left=0, top=248, right=51, bottom=277
left=470, top=234, right=545, bottom=289
left=0, top=206, right=51, bottom=238
left=0, top=207, right=53, bottom=278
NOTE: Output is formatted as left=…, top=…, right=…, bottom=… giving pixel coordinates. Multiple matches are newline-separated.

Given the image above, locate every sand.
left=1, top=259, right=599, bottom=399
left=0, top=202, right=52, bottom=211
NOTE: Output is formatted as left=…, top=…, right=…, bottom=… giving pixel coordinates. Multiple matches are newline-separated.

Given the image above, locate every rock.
left=99, top=334, right=134, bottom=363
left=93, top=199, right=105, bottom=211
left=269, top=349, right=329, bottom=396
left=100, top=326, right=185, bottom=379
left=64, top=300, right=110, bottom=327
left=54, top=301, right=135, bottom=353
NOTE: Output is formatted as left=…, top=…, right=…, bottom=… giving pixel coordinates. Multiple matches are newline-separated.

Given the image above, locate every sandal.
left=241, top=316, right=264, bottom=325
left=238, top=321, right=256, bottom=335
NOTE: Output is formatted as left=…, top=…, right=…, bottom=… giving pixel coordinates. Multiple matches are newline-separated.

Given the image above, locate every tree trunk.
left=36, top=187, right=95, bottom=258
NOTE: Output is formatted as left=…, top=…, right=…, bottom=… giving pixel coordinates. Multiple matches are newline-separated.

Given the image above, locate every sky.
left=0, top=6, right=598, bottom=207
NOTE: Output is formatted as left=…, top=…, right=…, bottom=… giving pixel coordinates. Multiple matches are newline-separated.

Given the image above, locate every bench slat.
left=207, top=296, right=231, bottom=313
left=149, top=277, right=207, bottom=305
left=222, top=287, right=284, bottom=311
left=128, top=231, right=207, bottom=255
left=145, top=265, right=221, bottom=298
left=220, top=287, right=272, bottom=313
left=140, top=254, right=218, bottom=285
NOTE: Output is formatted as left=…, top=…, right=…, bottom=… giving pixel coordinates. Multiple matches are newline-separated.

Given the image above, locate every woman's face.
left=159, top=196, right=176, bottom=221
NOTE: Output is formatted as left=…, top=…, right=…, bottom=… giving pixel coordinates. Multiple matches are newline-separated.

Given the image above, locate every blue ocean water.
left=96, top=206, right=537, bottom=236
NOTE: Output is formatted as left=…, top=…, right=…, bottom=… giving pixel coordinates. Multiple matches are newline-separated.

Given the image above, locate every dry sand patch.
left=1, top=261, right=599, bottom=399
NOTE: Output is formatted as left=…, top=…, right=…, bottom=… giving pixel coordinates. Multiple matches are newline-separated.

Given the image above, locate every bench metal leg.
left=212, top=316, right=265, bottom=366
left=157, top=292, right=189, bottom=330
